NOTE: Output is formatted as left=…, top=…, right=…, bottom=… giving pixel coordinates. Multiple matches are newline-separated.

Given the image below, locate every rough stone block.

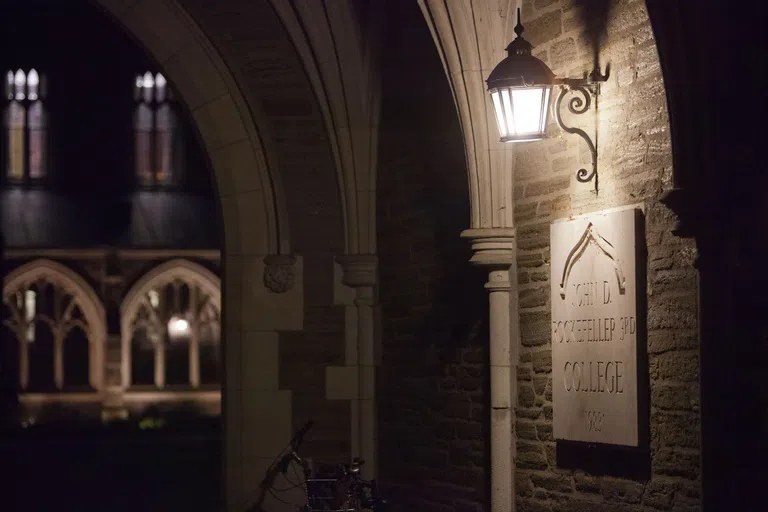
left=574, top=472, right=601, bottom=494
left=550, top=38, right=577, bottom=71
left=517, top=419, right=539, bottom=441
left=517, top=497, right=551, bottom=512
left=648, top=296, right=698, bottom=330
left=516, top=202, right=539, bottom=223
left=520, top=286, right=549, bottom=309
left=652, top=448, right=701, bottom=479
left=642, top=479, right=676, bottom=510
left=533, top=349, right=552, bottom=373
left=533, top=375, right=549, bottom=395
left=526, top=175, right=571, bottom=198
left=601, top=477, right=644, bottom=504
left=519, top=252, right=546, bottom=268
left=531, top=472, right=574, bottom=493
left=651, top=411, right=700, bottom=449
left=519, top=383, right=537, bottom=408
left=517, top=442, right=549, bottom=470
left=647, top=330, right=698, bottom=354
left=536, top=422, right=554, bottom=442
left=534, top=0, right=558, bottom=10
left=518, top=223, right=551, bottom=251
left=516, top=470, right=535, bottom=497
left=651, top=383, right=696, bottom=411
left=650, top=350, right=699, bottom=382
left=552, top=155, right=578, bottom=174
left=526, top=10, right=563, bottom=47
left=521, top=311, right=551, bottom=346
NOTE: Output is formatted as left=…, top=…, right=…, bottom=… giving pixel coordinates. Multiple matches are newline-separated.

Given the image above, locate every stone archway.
left=120, top=258, right=221, bottom=389
left=94, top=0, right=290, bottom=256
left=3, top=258, right=108, bottom=391
left=91, top=1, right=308, bottom=510
left=418, top=1, right=699, bottom=511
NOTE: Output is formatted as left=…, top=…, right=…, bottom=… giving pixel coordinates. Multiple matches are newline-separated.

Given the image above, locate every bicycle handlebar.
left=290, top=420, right=315, bottom=451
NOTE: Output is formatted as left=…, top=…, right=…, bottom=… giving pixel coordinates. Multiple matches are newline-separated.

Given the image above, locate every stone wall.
left=376, top=1, right=491, bottom=510
left=513, top=0, right=701, bottom=510
left=180, top=0, right=351, bottom=464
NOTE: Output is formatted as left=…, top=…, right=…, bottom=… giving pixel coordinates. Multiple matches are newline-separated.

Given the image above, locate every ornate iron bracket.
left=554, top=85, right=599, bottom=192
left=553, top=68, right=609, bottom=194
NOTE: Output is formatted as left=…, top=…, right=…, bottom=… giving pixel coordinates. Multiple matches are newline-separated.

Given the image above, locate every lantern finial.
left=507, top=8, right=533, bottom=56
left=514, top=7, right=524, bottom=38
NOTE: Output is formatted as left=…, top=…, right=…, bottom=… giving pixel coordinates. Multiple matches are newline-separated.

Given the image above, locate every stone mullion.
left=155, top=334, right=165, bottom=389
left=53, top=328, right=64, bottom=390
left=190, top=324, right=200, bottom=388
left=19, top=327, right=29, bottom=390
left=189, top=285, right=200, bottom=388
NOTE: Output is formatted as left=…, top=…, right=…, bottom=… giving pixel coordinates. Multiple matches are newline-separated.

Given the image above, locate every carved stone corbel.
left=263, top=254, right=297, bottom=293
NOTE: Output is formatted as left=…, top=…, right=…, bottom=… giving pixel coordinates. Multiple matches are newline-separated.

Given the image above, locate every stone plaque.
left=550, top=208, right=641, bottom=446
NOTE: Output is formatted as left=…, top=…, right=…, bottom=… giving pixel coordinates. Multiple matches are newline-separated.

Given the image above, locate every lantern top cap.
left=486, top=8, right=555, bottom=90
left=506, top=8, right=533, bottom=56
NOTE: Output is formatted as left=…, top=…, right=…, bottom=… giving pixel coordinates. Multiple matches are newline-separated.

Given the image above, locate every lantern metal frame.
left=487, top=9, right=609, bottom=193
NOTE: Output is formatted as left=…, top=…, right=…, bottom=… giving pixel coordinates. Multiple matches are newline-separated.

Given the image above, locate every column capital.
left=461, top=228, right=516, bottom=268
left=336, top=254, right=378, bottom=288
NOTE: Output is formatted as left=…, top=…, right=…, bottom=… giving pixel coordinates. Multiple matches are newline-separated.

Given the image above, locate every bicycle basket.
left=305, top=477, right=356, bottom=512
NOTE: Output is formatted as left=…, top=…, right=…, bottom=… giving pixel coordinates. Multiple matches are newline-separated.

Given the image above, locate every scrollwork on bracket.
left=554, top=85, right=599, bottom=192
left=263, top=254, right=297, bottom=293
left=553, top=67, right=609, bottom=194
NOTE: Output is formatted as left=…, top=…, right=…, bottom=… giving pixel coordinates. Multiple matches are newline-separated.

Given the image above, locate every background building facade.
left=0, top=0, right=221, bottom=426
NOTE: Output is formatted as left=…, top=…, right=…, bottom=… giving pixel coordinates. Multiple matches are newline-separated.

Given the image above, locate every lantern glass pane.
left=540, top=88, right=551, bottom=132
left=511, top=87, right=545, bottom=135
left=501, top=88, right=515, bottom=135
left=491, top=90, right=507, bottom=137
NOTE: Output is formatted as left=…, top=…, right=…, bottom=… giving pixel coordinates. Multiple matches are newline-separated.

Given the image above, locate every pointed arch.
left=2, top=258, right=107, bottom=389
left=120, top=259, right=221, bottom=389
left=558, top=222, right=627, bottom=300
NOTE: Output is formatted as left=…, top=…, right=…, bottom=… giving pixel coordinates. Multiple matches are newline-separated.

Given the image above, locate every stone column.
left=462, top=229, right=518, bottom=512
left=101, top=334, right=127, bottom=421
left=335, top=254, right=378, bottom=479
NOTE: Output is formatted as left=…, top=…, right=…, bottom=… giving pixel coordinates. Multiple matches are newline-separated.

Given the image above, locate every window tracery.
left=122, top=261, right=220, bottom=389
left=4, top=69, right=47, bottom=183
left=134, top=72, right=181, bottom=187
left=2, top=261, right=104, bottom=392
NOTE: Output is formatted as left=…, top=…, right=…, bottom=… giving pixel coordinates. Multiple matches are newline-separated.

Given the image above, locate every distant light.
left=168, top=316, right=190, bottom=339
left=148, top=289, right=160, bottom=309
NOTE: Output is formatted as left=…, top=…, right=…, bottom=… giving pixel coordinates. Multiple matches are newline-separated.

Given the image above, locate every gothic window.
left=3, top=69, right=47, bottom=183
left=2, top=260, right=107, bottom=392
left=134, top=72, right=181, bottom=187
left=122, top=261, right=220, bottom=389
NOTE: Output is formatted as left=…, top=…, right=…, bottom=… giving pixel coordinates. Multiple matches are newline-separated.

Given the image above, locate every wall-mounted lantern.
left=487, top=8, right=609, bottom=192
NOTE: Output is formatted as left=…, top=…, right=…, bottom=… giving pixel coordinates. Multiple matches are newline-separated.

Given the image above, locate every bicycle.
left=247, top=421, right=388, bottom=511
